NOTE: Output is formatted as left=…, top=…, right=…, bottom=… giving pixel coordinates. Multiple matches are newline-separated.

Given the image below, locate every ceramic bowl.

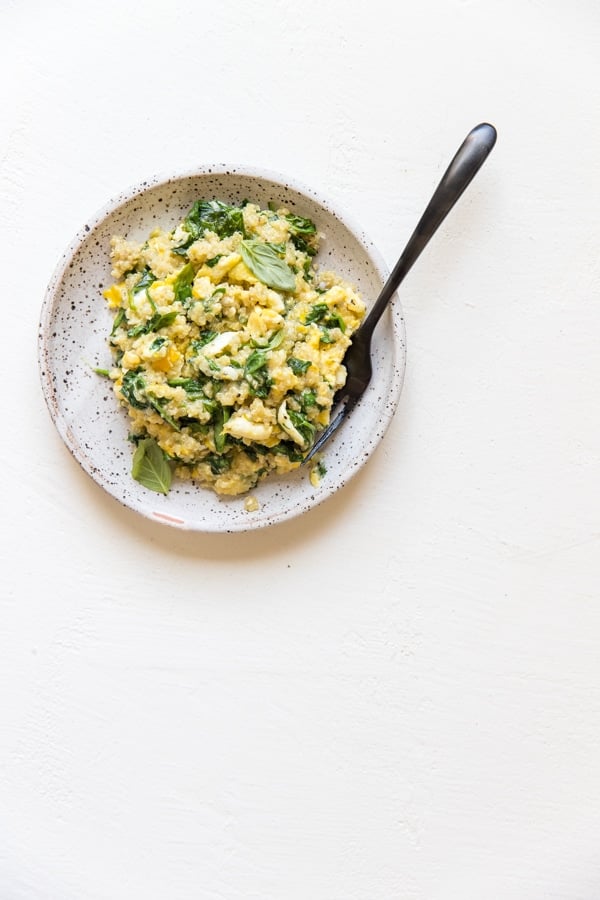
left=38, top=166, right=406, bottom=531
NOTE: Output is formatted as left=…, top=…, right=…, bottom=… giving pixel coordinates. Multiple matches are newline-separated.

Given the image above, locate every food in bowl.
left=100, top=198, right=366, bottom=496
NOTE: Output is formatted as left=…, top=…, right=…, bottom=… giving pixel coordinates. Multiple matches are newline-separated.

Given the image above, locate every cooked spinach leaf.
left=182, top=200, right=245, bottom=243
left=147, top=395, right=181, bottom=431
left=132, top=268, right=156, bottom=295
left=300, top=389, right=318, bottom=410
left=127, top=310, right=178, bottom=338
left=251, top=329, right=284, bottom=351
left=121, top=369, right=148, bottom=409
left=304, top=302, right=346, bottom=333
left=110, top=308, right=125, bottom=336
left=271, top=441, right=305, bottom=463
left=213, top=405, right=231, bottom=453
left=173, top=262, right=195, bottom=307
left=286, top=213, right=318, bottom=255
left=205, top=254, right=223, bottom=267
left=287, top=357, right=311, bottom=376
left=287, top=408, right=316, bottom=446
left=285, top=214, right=316, bottom=236
left=244, top=348, right=272, bottom=399
left=206, top=453, right=230, bottom=475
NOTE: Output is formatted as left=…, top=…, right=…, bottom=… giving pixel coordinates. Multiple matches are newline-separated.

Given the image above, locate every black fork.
left=304, top=122, right=497, bottom=463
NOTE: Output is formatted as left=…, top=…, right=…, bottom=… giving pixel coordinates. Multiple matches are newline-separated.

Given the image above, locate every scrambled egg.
left=103, top=199, right=365, bottom=496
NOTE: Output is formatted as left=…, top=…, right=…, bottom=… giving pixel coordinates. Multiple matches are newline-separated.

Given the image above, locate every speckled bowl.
left=38, top=166, right=406, bottom=531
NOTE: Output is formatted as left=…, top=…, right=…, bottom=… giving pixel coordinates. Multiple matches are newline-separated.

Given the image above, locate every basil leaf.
left=240, top=239, right=296, bottom=292
left=267, top=241, right=287, bottom=255
left=173, top=262, right=195, bottom=307
left=132, top=438, right=173, bottom=494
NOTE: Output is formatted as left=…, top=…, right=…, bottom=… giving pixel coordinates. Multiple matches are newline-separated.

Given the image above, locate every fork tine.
left=303, top=395, right=356, bottom=463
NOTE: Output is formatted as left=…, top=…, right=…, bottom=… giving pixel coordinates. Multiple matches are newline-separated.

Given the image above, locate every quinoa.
left=102, top=199, right=365, bottom=496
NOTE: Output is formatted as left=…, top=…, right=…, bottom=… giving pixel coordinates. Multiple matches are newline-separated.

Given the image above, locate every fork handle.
left=361, top=122, right=497, bottom=337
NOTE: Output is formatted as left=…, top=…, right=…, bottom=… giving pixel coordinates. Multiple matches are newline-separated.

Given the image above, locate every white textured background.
left=2, top=1, right=600, bottom=898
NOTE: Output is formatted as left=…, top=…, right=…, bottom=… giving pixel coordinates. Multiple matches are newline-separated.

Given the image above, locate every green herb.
left=206, top=453, right=231, bottom=475
left=305, top=303, right=329, bottom=325
left=315, top=460, right=327, bottom=478
left=110, top=308, right=125, bottom=336
left=182, top=199, right=245, bottom=244
left=244, top=349, right=272, bottom=398
left=286, top=213, right=318, bottom=255
left=288, top=357, right=311, bottom=376
left=240, top=239, right=296, bottom=292
left=288, top=408, right=316, bottom=446
left=147, top=395, right=180, bottom=431
left=205, top=254, right=223, bottom=267
left=194, top=331, right=217, bottom=349
left=251, top=329, right=284, bottom=351
left=179, top=419, right=209, bottom=435
left=171, top=246, right=189, bottom=258
left=304, top=302, right=345, bottom=332
left=320, top=328, right=333, bottom=344
left=132, top=268, right=156, bottom=295
left=285, top=213, right=317, bottom=236
left=245, top=348, right=268, bottom=375
left=213, top=405, right=231, bottom=453
left=173, top=262, right=195, bottom=307
left=203, top=286, right=226, bottom=311
left=267, top=241, right=287, bottom=255
left=167, top=377, right=206, bottom=398
left=131, top=437, right=173, bottom=494
left=94, top=367, right=110, bottom=377
left=300, top=389, right=318, bottom=410
left=150, top=337, right=166, bottom=352
left=121, top=369, right=148, bottom=409
left=127, top=310, right=178, bottom=338
left=271, top=441, right=304, bottom=463
left=131, top=268, right=157, bottom=311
